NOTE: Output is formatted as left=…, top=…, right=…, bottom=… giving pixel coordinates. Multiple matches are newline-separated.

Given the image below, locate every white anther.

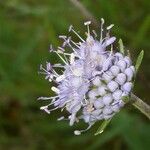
left=56, top=75, right=65, bottom=82
left=51, top=86, right=60, bottom=94
left=70, top=53, right=75, bottom=64
left=107, top=24, right=114, bottom=30
left=84, top=21, right=91, bottom=25
left=74, top=130, right=81, bottom=135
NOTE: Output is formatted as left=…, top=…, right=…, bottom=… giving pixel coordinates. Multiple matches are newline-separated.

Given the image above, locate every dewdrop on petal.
left=38, top=18, right=136, bottom=135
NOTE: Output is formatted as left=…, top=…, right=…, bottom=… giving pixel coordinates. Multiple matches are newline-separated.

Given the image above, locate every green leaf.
left=118, top=39, right=124, bottom=54
left=135, top=50, right=144, bottom=73
left=95, top=118, right=111, bottom=135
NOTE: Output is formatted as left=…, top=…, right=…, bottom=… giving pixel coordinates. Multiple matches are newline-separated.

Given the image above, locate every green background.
left=0, top=0, right=150, bottom=150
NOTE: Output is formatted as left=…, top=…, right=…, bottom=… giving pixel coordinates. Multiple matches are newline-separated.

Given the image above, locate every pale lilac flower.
left=38, top=19, right=135, bottom=135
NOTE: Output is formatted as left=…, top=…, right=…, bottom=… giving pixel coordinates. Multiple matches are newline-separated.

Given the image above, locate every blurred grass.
left=0, top=0, right=150, bottom=150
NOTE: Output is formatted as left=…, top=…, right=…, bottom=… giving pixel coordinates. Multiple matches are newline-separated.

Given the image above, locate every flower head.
left=38, top=19, right=135, bottom=135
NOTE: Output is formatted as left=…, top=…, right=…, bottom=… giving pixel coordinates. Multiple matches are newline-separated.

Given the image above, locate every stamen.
left=55, top=51, right=68, bottom=65
left=68, top=25, right=73, bottom=32
left=70, top=53, right=75, bottom=64
left=49, top=106, right=59, bottom=112
left=58, top=46, right=65, bottom=52
left=51, top=86, right=60, bottom=94
left=61, top=99, right=76, bottom=112
left=92, top=30, right=97, bottom=38
left=41, top=105, right=60, bottom=114
left=40, top=106, right=50, bottom=114
left=38, top=71, right=49, bottom=75
left=49, top=44, right=54, bottom=52
left=84, top=21, right=91, bottom=26
left=56, top=75, right=65, bottom=82
left=70, top=40, right=80, bottom=48
left=57, top=116, right=65, bottom=121
left=100, top=18, right=105, bottom=42
left=46, top=62, right=52, bottom=71
left=39, top=64, right=56, bottom=78
left=68, top=25, right=85, bottom=42
left=74, top=124, right=93, bottom=135
left=52, top=69, right=59, bottom=77
left=53, top=63, right=65, bottom=68
left=111, top=44, right=113, bottom=52
left=40, top=64, right=58, bottom=78
left=59, top=36, right=79, bottom=56
left=102, top=37, right=116, bottom=47
left=62, top=37, right=71, bottom=47
left=107, top=24, right=114, bottom=30
left=84, top=21, right=91, bottom=36
left=63, top=53, right=72, bottom=56
left=66, top=42, right=81, bottom=58
left=59, top=35, right=67, bottom=39
left=37, top=96, right=58, bottom=100
left=63, top=53, right=69, bottom=64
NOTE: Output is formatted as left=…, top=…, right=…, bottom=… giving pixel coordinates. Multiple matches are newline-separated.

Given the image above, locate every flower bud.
left=124, top=56, right=131, bottom=67
left=107, top=81, right=119, bottom=92
left=124, top=68, right=134, bottom=81
left=103, top=106, right=113, bottom=115
left=92, top=76, right=102, bottom=86
left=115, top=73, right=126, bottom=85
left=102, top=71, right=114, bottom=83
left=117, top=60, right=126, bottom=72
left=92, top=109, right=102, bottom=116
left=122, top=82, right=133, bottom=92
left=94, top=98, right=104, bottom=109
left=130, top=66, right=135, bottom=73
left=88, top=89, right=98, bottom=99
left=110, top=65, right=120, bottom=76
left=111, top=104, right=120, bottom=112
left=112, top=90, right=122, bottom=100
left=115, top=52, right=123, bottom=59
left=97, top=85, right=107, bottom=96
left=102, top=94, right=113, bottom=105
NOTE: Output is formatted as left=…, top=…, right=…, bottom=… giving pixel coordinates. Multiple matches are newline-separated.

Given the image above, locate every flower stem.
left=131, top=93, right=150, bottom=119
left=69, top=0, right=99, bottom=27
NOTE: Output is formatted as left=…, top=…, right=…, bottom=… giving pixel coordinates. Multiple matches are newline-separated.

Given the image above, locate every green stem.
left=131, top=93, right=150, bottom=119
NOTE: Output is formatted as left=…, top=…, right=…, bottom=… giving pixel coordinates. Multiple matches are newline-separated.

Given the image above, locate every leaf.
left=118, top=39, right=124, bottom=54
left=95, top=118, right=112, bottom=135
left=135, top=50, right=144, bottom=73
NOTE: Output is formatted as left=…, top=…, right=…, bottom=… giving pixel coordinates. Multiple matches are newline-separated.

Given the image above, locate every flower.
left=38, top=19, right=135, bottom=135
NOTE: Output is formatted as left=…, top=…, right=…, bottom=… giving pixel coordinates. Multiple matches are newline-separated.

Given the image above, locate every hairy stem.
left=131, top=93, right=150, bottom=119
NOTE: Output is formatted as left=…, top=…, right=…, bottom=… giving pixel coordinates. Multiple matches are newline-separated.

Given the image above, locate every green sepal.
left=135, top=50, right=144, bottom=73
left=118, top=39, right=124, bottom=54
left=95, top=118, right=111, bottom=136
left=122, top=96, right=130, bottom=103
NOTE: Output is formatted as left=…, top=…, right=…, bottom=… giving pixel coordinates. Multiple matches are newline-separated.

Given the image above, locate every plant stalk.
left=69, top=0, right=99, bottom=27
left=131, top=93, right=150, bottom=119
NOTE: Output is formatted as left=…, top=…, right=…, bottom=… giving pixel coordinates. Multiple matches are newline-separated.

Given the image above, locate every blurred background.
left=0, top=0, right=150, bottom=150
